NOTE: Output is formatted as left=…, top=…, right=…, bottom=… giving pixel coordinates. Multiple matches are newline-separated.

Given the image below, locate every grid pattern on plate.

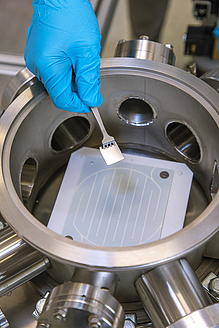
left=61, top=158, right=173, bottom=247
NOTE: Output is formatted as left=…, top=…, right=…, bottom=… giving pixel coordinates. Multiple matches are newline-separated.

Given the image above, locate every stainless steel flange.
left=37, top=281, right=124, bottom=328
left=0, top=58, right=218, bottom=302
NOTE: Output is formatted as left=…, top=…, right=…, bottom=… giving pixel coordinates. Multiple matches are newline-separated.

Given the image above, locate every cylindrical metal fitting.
left=167, top=303, right=219, bottom=328
left=0, top=226, right=49, bottom=297
left=114, top=37, right=175, bottom=65
left=1, top=67, right=37, bottom=111
left=71, top=268, right=119, bottom=296
left=135, top=259, right=212, bottom=328
left=38, top=281, right=124, bottom=328
left=200, top=68, right=219, bottom=92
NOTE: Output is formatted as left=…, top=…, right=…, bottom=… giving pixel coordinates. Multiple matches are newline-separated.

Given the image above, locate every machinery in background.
left=184, top=0, right=219, bottom=74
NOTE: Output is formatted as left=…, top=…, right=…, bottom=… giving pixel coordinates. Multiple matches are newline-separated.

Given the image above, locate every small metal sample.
left=91, top=106, right=124, bottom=165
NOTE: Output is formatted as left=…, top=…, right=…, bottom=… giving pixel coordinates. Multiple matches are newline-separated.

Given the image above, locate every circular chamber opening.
left=20, top=158, right=37, bottom=204
left=118, top=98, right=156, bottom=126
left=51, top=117, right=90, bottom=152
left=166, top=122, right=201, bottom=162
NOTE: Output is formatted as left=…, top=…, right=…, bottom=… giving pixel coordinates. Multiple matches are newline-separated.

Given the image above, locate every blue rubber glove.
left=213, top=26, right=219, bottom=52
left=25, top=0, right=103, bottom=113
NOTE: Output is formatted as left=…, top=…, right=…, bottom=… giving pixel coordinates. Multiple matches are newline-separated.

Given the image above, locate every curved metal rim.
left=0, top=58, right=218, bottom=270
left=168, top=303, right=219, bottom=328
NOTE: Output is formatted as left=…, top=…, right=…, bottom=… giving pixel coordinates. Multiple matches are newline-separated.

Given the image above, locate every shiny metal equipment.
left=0, top=225, right=49, bottom=297
left=37, top=269, right=124, bottom=328
left=0, top=38, right=218, bottom=327
left=136, top=259, right=219, bottom=328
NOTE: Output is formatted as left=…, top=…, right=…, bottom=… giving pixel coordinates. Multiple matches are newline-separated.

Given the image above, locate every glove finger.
left=73, top=45, right=103, bottom=108
left=40, top=58, right=90, bottom=113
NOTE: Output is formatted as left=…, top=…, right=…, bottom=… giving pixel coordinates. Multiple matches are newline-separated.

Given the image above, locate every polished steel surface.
left=0, top=53, right=25, bottom=77
left=72, top=268, right=119, bottom=296
left=0, top=226, right=49, bottom=297
left=115, top=38, right=175, bottom=65
left=0, top=58, right=218, bottom=302
left=204, top=233, right=219, bottom=260
left=200, top=68, right=219, bottom=92
left=0, top=282, right=40, bottom=328
left=37, top=281, right=124, bottom=328
left=167, top=303, right=219, bottom=328
left=1, top=67, right=36, bottom=111
left=91, top=106, right=124, bottom=165
left=93, top=0, right=118, bottom=49
left=135, top=259, right=212, bottom=328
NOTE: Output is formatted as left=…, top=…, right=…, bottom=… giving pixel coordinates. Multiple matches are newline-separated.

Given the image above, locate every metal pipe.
left=72, top=268, right=119, bottom=295
left=0, top=226, right=49, bottom=297
left=135, top=259, right=212, bottom=328
left=94, top=0, right=118, bottom=49
left=0, top=53, right=25, bottom=76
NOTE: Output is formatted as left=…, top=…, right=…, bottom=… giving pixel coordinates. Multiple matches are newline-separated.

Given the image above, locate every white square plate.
left=48, top=147, right=193, bottom=247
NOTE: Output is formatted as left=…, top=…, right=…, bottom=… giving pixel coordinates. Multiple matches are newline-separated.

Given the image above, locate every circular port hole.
left=20, top=158, right=37, bottom=204
left=51, top=117, right=90, bottom=152
left=166, top=122, right=201, bottom=162
left=118, top=98, right=155, bottom=126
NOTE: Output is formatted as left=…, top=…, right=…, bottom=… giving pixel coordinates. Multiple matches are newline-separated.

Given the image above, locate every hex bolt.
left=36, top=323, right=50, bottom=328
left=124, top=319, right=136, bottom=328
left=139, top=35, right=149, bottom=40
left=124, top=314, right=136, bottom=328
left=53, top=308, right=68, bottom=321
left=165, top=43, right=174, bottom=50
left=88, top=315, right=102, bottom=328
left=208, top=277, right=219, bottom=297
left=118, top=39, right=126, bottom=44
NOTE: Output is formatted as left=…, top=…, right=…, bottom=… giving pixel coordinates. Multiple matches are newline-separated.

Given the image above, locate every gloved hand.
left=25, top=0, right=103, bottom=113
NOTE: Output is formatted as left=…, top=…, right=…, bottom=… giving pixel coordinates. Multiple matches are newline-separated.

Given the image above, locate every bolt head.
left=88, top=315, right=102, bottom=328
left=209, top=277, right=219, bottom=297
left=118, top=39, right=126, bottom=44
left=37, top=323, right=50, bottom=328
left=139, top=35, right=149, bottom=40
left=53, top=308, right=68, bottom=321
left=165, top=43, right=174, bottom=50
left=124, top=319, right=136, bottom=328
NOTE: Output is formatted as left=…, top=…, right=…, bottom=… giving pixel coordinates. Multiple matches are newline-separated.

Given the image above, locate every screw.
left=208, top=277, right=219, bottom=297
left=124, top=314, right=136, bottom=328
left=53, top=308, right=68, bottom=321
left=124, top=319, right=136, bottom=328
left=165, top=43, right=174, bottom=50
left=160, top=171, right=169, bottom=179
left=32, top=292, right=49, bottom=320
left=139, top=35, right=149, bottom=40
left=88, top=315, right=102, bottom=328
left=37, top=323, right=50, bottom=328
left=118, top=39, right=126, bottom=44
